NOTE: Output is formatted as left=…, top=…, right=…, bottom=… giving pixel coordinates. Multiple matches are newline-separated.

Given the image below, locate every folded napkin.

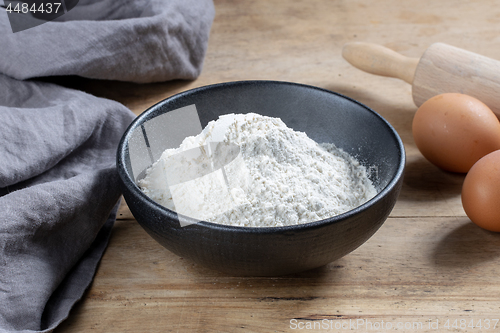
left=0, top=1, right=214, bottom=332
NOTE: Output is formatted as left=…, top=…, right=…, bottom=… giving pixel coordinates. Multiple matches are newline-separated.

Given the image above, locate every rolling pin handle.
left=342, top=42, right=420, bottom=85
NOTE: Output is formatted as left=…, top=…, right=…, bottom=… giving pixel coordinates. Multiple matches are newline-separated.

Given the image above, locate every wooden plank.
left=57, top=217, right=500, bottom=332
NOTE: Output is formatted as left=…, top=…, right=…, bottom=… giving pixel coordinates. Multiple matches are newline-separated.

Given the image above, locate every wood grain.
left=54, top=0, right=500, bottom=332
left=413, top=43, right=500, bottom=118
left=342, top=42, right=419, bottom=84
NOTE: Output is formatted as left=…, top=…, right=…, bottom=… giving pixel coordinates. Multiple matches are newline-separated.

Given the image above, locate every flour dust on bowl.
left=117, top=80, right=405, bottom=276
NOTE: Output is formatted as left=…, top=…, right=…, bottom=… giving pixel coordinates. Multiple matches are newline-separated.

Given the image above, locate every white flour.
left=139, top=113, right=377, bottom=227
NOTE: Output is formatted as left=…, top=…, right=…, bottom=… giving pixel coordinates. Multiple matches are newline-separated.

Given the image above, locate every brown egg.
left=462, top=150, right=500, bottom=232
left=412, top=93, right=500, bottom=173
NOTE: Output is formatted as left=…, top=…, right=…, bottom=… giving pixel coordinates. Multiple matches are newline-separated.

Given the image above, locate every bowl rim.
left=117, top=80, right=406, bottom=234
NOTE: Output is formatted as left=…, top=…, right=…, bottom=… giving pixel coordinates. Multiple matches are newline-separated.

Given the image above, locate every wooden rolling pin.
left=342, top=42, right=500, bottom=118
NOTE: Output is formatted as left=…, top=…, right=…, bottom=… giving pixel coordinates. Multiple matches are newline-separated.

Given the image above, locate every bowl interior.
left=120, top=80, right=404, bottom=222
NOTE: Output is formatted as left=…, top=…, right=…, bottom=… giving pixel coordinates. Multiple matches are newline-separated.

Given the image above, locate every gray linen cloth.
left=0, top=0, right=215, bottom=332
left=1, top=0, right=214, bottom=83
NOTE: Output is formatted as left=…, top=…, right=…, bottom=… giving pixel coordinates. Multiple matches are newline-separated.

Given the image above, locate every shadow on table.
left=399, top=157, right=465, bottom=202
left=432, top=219, right=500, bottom=268
left=187, top=259, right=344, bottom=301
left=38, top=75, right=195, bottom=115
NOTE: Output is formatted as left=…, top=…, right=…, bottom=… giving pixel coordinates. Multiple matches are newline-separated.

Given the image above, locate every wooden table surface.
left=55, top=1, right=500, bottom=332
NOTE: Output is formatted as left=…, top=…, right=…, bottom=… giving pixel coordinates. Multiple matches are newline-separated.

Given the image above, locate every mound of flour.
left=139, top=113, right=376, bottom=227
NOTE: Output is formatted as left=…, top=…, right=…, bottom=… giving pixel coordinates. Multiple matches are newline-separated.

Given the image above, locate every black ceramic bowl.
left=117, top=80, right=405, bottom=276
